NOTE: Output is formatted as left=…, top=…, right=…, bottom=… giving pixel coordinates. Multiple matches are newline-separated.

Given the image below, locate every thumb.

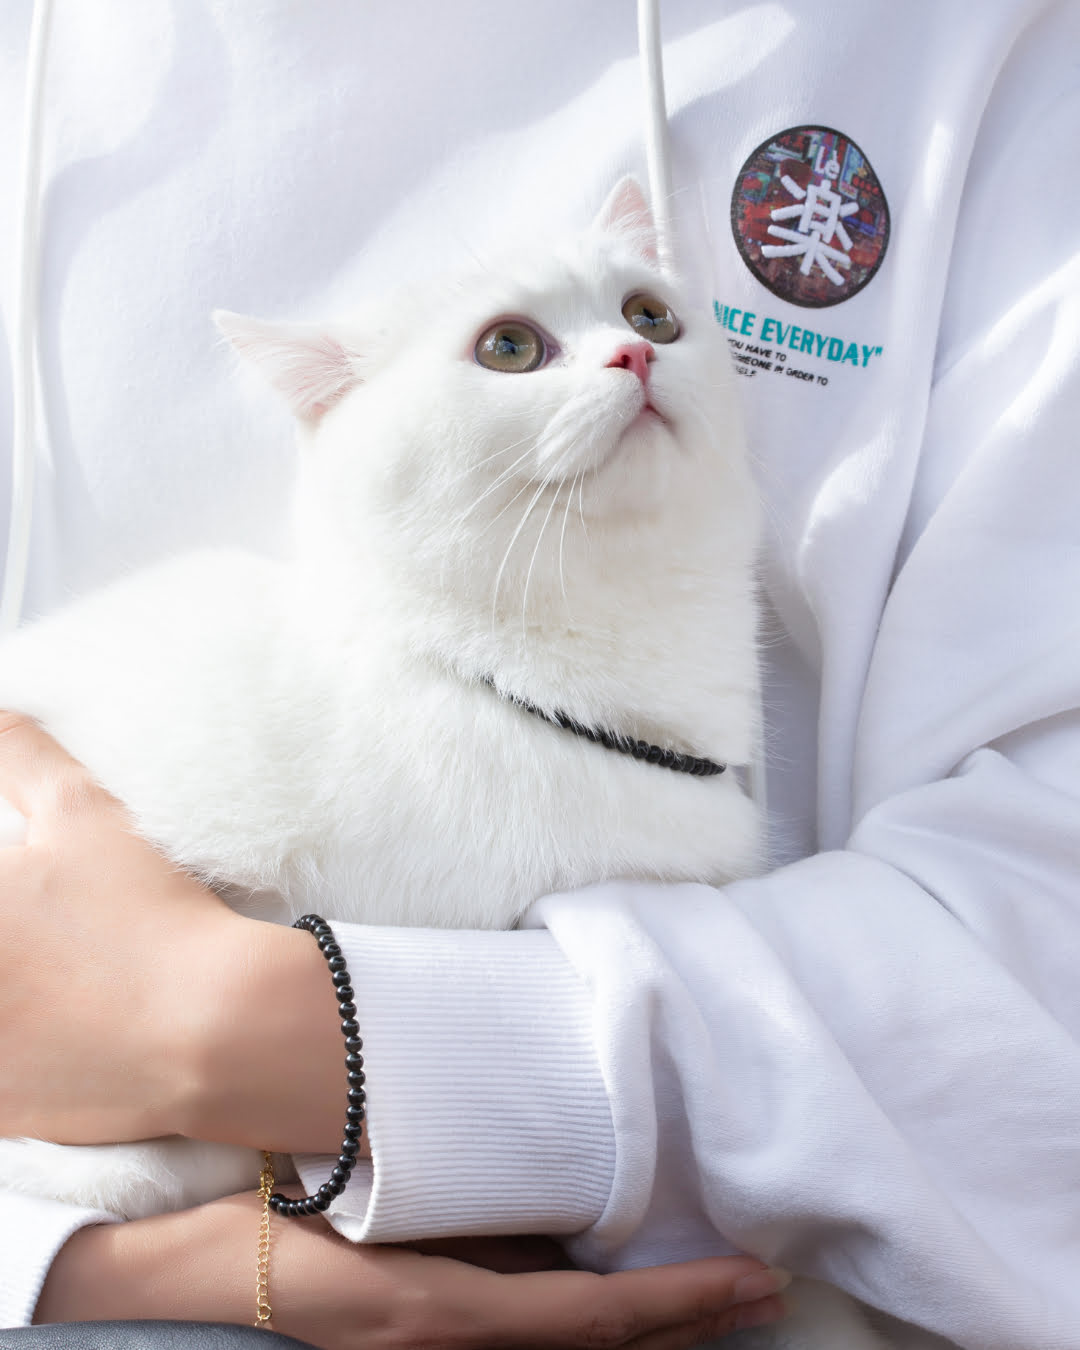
left=0, top=711, right=101, bottom=829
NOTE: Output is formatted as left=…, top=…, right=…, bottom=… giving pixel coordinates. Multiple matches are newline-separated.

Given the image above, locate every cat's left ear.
left=593, top=176, right=658, bottom=263
left=214, top=311, right=362, bottom=423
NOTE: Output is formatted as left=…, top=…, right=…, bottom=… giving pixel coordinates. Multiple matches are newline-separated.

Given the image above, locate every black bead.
left=280, top=912, right=364, bottom=1220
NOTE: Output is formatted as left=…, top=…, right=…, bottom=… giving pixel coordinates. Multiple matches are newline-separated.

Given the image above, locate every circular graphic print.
left=730, top=125, right=890, bottom=309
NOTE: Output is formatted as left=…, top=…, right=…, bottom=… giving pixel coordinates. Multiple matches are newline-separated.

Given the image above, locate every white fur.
left=0, top=182, right=884, bottom=1347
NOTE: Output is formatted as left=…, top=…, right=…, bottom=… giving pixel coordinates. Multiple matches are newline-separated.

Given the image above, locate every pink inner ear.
left=214, top=311, right=360, bottom=422
left=594, top=177, right=658, bottom=263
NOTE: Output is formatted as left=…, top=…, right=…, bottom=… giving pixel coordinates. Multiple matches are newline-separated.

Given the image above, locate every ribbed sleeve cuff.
left=0, top=1192, right=116, bottom=1328
left=295, top=925, right=614, bottom=1243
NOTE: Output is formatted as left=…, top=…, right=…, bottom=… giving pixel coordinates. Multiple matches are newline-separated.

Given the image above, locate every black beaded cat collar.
left=487, top=679, right=725, bottom=777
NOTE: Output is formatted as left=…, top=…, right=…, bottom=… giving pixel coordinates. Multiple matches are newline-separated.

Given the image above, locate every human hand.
left=35, top=1189, right=790, bottom=1347
left=0, top=713, right=345, bottom=1152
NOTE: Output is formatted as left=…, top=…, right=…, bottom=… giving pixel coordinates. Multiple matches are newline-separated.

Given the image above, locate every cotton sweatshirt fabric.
left=1, top=2, right=1078, bottom=1346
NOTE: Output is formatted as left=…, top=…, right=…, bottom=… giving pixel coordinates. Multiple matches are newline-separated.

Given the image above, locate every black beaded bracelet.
left=268, top=914, right=366, bottom=1217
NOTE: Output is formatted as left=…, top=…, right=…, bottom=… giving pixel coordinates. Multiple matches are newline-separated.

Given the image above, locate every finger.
left=0, top=711, right=110, bottom=831
left=625, top=1295, right=789, bottom=1350
left=476, top=1257, right=779, bottom=1347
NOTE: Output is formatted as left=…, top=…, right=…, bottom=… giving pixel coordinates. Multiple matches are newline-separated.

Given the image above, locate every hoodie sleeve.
left=0, top=1193, right=115, bottom=1328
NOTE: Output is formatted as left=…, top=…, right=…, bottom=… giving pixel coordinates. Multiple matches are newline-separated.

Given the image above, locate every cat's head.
left=216, top=179, right=754, bottom=631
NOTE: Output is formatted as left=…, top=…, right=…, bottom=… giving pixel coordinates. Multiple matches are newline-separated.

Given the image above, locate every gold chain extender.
left=254, top=1151, right=275, bottom=1328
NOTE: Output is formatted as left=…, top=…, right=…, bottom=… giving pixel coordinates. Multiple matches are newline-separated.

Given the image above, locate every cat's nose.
left=606, top=341, right=655, bottom=385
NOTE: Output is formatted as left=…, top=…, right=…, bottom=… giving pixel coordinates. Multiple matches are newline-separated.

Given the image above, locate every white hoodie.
left=1, top=3, right=1078, bottom=1346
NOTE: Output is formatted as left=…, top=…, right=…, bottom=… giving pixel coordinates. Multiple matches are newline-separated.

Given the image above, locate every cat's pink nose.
left=606, top=341, right=655, bottom=385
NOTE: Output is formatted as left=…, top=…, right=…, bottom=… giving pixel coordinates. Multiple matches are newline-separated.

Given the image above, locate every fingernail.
left=733, top=1267, right=792, bottom=1303
left=734, top=1294, right=789, bottom=1331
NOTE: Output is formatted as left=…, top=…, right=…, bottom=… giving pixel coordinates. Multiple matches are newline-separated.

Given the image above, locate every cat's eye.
left=621, top=293, right=679, bottom=344
left=474, top=320, right=546, bottom=373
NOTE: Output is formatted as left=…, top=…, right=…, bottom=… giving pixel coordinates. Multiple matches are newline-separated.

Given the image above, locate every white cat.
left=0, top=180, right=885, bottom=1348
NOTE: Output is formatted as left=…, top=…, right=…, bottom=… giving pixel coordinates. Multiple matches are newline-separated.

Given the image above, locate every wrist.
left=174, top=917, right=348, bottom=1155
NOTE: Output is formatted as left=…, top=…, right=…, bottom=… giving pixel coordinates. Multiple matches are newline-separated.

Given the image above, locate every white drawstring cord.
left=637, top=0, right=675, bottom=276
left=1, top=0, right=55, bottom=635
left=637, top=0, right=768, bottom=821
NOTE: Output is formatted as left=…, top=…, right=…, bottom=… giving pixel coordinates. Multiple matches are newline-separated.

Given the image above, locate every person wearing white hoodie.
left=0, top=2, right=1078, bottom=1348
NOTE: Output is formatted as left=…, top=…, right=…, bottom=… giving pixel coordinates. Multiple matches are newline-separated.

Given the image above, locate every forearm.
left=34, top=1198, right=249, bottom=1326
left=303, top=857, right=1079, bottom=1349
left=172, top=919, right=352, bottom=1157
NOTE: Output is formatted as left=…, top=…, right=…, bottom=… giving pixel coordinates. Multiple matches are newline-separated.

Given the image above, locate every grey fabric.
left=0, top=1324, right=316, bottom=1349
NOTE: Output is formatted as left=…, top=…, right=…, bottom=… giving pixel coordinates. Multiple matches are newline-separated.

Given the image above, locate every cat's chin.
left=581, top=419, right=676, bottom=518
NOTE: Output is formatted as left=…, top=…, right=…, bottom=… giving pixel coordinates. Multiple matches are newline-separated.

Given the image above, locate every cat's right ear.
left=593, top=177, right=658, bottom=263
left=214, top=311, right=361, bottom=423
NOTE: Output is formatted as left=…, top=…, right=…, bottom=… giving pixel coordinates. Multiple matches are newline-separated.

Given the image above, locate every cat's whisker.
left=453, top=440, right=540, bottom=530
left=439, top=441, right=536, bottom=593
left=442, top=430, right=539, bottom=492
left=576, top=470, right=589, bottom=544
left=472, top=473, right=538, bottom=543
left=521, top=478, right=565, bottom=641
left=557, top=471, right=578, bottom=609
left=490, top=475, right=552, bottom=634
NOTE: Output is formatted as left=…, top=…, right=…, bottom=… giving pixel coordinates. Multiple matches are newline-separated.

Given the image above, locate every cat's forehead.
left=409, top=234, right=681, bottom=342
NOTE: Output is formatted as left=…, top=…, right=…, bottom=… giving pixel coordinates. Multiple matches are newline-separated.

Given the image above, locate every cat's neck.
left=294, top=496, right=759, bottom=765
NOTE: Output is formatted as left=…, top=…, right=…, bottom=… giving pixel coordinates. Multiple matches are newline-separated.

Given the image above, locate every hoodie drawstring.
left=637, top=0, right=675, bottom=276
left=2, top=0, right=55, bottom=635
